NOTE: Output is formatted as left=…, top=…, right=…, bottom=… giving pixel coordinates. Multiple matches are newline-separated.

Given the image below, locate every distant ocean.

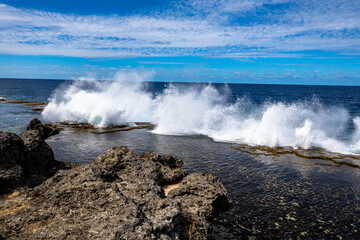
left=1, top=78, right=360, bottom=238
left=2, top=77, right=360, bottom=154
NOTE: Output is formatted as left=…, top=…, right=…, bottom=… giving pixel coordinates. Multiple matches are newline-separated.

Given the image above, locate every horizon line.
left=1, top=77, right=360, bottom=87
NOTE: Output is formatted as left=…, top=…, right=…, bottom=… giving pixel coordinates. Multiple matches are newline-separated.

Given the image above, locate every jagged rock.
left=168, top=173, right=232, bottom=239
left=0, top=146, right=231, bottom=239
left=140, top=152, right=184, bottom=168
left=26, top=118, right=59, bottom=140
left=0, top=119, right=76, bottom=192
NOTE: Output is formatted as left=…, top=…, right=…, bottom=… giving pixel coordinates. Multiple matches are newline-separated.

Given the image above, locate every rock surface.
left=0, top=132, right=27, bottom=191
left=0, top=137, right=231, bottom=239
left=0, top=119, right=72, bottom=193
left=25, top=118, right=59, bottom=140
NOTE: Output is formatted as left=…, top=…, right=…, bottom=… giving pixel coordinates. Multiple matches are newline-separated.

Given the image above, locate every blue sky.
left=0, top=0, right=359, bottom=85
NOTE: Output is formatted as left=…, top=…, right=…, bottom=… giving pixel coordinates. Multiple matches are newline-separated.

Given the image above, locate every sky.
left=0, top=0, right=359, bottom=85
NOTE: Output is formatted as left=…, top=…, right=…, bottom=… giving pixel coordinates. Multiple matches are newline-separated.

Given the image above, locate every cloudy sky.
left=0, top=0, right=359, bottom=85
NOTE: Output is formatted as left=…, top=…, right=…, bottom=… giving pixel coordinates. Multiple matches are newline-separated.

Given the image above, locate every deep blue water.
left=0, top=78, right=64, bottom=102
left=1, top=78, right=360, bottom=238
left=0, top=78, right=67, bottom=132
left=2, top=78, right=360, bottom=111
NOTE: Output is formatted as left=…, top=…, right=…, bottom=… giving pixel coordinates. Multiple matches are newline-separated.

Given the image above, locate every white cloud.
left=0, top=0, right=359, bottom=58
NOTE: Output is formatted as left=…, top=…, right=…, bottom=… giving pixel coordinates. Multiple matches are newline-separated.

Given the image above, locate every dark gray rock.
left=0, top=132, right=27, bottom=192
left=0, top=132, right=27, bottom=168
left=0, top=146, right=231, bottom=239
left=0, top=165, right=25, bottom=193
left=20, top=130, right=56, bottom=178
left=140, top=152, right=184, bottom=168
left=168, top=173, right=232, bottom=239
left=0, top=119, right=76, bottom=192
left=26, top=118, right=59, bottom=140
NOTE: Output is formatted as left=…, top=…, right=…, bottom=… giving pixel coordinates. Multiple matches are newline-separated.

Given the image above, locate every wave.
left=42, top=70, right=360, bottom=155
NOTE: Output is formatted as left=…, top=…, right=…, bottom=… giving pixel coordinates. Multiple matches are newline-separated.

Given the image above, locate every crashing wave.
left=42, top=70, right=360, bottom=155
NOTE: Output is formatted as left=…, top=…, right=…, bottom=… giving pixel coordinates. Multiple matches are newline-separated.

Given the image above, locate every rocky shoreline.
left=0, top=119, right=231, bottom=239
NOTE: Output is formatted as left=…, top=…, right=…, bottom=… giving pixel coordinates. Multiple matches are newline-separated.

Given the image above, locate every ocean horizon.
left=2, top=77, right=360, bottom=87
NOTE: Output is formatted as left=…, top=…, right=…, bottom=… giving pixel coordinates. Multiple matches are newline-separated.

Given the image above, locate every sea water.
left=1, top=77, right=360, bottom=238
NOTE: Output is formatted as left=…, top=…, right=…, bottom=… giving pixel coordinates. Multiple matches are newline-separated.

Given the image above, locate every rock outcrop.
left=25, top=118, right=59, bottom=139
left=0, top=120, right=231, bottom=239
left=0, top=119, right=72, bottom=193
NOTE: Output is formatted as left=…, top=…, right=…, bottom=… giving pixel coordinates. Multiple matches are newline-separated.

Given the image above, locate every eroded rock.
left=0, top=145, right=231, bottom=239
left=168, top=173, right=232, bottom=239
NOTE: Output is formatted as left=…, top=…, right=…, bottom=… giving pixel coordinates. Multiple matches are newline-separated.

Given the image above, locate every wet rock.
left=0, top=146, right=231, bottom=239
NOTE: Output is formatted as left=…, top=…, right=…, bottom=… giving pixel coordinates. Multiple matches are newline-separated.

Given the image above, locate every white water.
left=42, top=71, right=360, bottom=155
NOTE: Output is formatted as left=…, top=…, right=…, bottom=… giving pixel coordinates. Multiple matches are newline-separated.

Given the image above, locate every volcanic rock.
left=0, top=145, right=231, bottom=239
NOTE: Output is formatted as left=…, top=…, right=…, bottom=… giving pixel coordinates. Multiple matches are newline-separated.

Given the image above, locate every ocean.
left=1, top=78, right=360, bottom=238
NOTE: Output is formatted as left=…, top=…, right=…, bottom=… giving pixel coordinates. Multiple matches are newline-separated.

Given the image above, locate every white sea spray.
left=43, top=70, right=360, bottom=155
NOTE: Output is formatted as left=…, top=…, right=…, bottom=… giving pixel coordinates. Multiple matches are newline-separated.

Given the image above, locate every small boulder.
left=26, top=118, right=59, bottom=139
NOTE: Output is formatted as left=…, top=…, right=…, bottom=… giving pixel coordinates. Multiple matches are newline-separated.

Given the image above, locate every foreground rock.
left=0, top=119, right=71, bottom=193
left=0, top=121, right=231, bottom=239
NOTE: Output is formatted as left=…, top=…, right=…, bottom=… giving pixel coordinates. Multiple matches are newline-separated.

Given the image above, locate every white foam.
left=43, top=70, right=155, bottom=127
left=42, top=70, right=360, bottom=155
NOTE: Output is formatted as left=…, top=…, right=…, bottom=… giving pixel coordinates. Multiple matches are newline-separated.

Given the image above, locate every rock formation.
left=0, top=118, right=69, bottom=192
left=0, top=119, right=231, bottom=239
left=25, top=118, right=59, bottom=139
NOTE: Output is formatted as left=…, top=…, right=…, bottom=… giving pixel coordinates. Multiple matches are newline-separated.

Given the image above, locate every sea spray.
left=43, top=70, right=155, bottom=127
left=42, top=71, right=360, bottom=154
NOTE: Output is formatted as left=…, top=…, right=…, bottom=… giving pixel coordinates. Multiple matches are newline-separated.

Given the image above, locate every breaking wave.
left=42, top=70, right=360, bottom=155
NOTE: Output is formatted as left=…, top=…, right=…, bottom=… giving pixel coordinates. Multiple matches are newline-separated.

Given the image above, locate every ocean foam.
left=42, top=71, right=360, bottom=155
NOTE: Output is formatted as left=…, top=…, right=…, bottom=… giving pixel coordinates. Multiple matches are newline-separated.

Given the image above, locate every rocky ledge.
left=0, top=119, right=231, bottom=239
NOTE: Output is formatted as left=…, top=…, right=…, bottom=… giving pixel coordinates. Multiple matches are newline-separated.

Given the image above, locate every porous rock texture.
left=0, top=120, right=231, bottom=240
